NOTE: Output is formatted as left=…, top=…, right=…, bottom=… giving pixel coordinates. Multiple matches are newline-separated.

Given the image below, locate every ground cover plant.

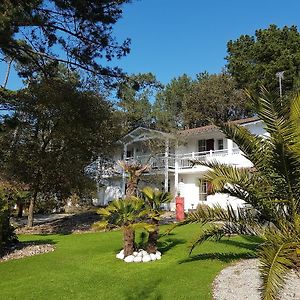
left=0, top=224, right=259, bottom=300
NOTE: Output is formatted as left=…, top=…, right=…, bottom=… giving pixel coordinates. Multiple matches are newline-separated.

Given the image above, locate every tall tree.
left=0, top=0, right=132, bottom=84
left=115, top=73, right=161, bottom=133
left=1, top=68, right=119, bottom=226
left=226, top=25, right=300, bottom=94
left=153, top=74, right=194, bottom=130
left=184, top=73, right=251, bottom=128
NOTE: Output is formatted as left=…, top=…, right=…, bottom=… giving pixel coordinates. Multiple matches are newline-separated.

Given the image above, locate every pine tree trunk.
left=28, top=192, right=37, bottom=227
left=146, top=220, right=159, bottom=254
left=123, top=227, right=135, bottom=257
left=17, top=202, right=23, bottom=218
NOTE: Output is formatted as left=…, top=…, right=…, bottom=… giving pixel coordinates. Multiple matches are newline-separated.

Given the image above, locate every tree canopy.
left=1, top=67, right=119, bottom=225
left=0, top=0, right=132, bottom=84
left=226, top=24, right=300, bottom=94
left=153, top=73, right=251, bottom=131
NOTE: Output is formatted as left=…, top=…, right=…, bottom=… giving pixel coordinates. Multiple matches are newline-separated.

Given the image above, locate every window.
left=198, top=139, right=206, bottom=152
left=126, top=150, right=133, bottom=158
left=199, top=180, right=208, bottom=201
left=217, top=139, right=224, bottom=150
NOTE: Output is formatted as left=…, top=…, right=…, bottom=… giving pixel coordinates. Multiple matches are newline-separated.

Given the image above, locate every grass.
left=0, top=224, right=261, bottom=300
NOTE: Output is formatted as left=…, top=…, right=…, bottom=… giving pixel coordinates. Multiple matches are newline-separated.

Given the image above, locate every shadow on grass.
left=158, top=237, right=186, bottom=254
left=123, top=279, right=162, bottom=300
left=178, top=237, right=260, bottom=264
left=217, top=238, right=261, bottom=251
left=179, top=251, right=256, bottom=264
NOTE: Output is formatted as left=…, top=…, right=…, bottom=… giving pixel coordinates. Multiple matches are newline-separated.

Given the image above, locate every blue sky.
left=2, top=0, right=300, bottom=89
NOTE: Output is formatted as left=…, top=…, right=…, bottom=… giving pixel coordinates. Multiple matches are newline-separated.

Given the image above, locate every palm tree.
left=118, top=160, right=149, bottom=198
left=182, top=90, right=300, bottom=300
left=141, top=187, right=173, bottom=253
left=95, top=197, right=153, bottom=257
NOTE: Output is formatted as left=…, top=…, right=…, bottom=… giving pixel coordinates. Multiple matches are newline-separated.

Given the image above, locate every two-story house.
left=94, top=117, right=266, bottom=211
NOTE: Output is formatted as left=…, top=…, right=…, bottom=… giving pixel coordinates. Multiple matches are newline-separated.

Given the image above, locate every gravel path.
left=213, top=259, right=300, bottom=300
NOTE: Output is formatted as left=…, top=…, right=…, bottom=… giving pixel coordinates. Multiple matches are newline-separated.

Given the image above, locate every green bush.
left=0, top=201, right=16, bottom=255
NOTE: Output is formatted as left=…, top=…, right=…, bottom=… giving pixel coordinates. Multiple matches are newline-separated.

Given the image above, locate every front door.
left=206, top=139, right=214, bottom=151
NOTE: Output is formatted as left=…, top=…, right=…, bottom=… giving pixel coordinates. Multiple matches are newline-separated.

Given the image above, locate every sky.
left=2, top=0, right=300, bottom=89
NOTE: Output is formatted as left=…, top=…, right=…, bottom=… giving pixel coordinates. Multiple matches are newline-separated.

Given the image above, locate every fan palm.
left=141, top=187, right=173, bottom=253
left=95, top=197, right=153, bottom=257
left=183, top=90, right=300, bottom=300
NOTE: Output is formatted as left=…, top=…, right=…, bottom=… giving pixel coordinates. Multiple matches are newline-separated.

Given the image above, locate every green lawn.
left=0, top=224, right=260, bottom=300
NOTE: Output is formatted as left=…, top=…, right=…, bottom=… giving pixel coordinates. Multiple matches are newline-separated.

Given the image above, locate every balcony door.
left=198, top=139, right=214, bottom=152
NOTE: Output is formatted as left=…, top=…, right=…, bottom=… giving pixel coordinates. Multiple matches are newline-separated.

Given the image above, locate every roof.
left=178, top=116, right=261, bottom=136
left=118, top=127, right=174, bottom=145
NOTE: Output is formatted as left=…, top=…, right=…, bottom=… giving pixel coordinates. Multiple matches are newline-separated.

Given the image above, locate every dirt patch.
left=14, top=211, right=101, bottom=235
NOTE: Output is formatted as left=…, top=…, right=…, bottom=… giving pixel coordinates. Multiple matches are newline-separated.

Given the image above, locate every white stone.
left=120, top=249, right=124, bottom=254
left=133, top=256, right=142, bottom=263
left=133, top=251, right=138, bottom=256
left=124, top=255, right=134, bottom=263
left=142, top=255, right=151, bottom=262
left=116, top=253, right=124, bottom=260
left=156, top=254, right=161, bottom=260
left=150, top=253, right=157, bottom=261
left=137, top=251, right=143, bottom=257
left=141, top=250, right=148, bottom=256
left=156, top=251, right=161, bottom=256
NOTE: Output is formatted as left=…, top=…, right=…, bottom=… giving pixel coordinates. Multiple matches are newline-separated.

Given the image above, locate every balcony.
left=123, top=148, right=242, bottom=171
left=177, top=148, right=241, bottom=168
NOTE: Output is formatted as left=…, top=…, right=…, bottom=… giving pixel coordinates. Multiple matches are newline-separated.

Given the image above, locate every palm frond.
left=259, top=226, right=300, bottom=300
left=188, top=224, right=225, bottom=255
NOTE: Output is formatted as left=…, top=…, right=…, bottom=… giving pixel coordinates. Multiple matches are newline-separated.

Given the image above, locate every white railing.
left=122, top=148, right=242, bottom=171
left=177, top=148, right=241, bottom=168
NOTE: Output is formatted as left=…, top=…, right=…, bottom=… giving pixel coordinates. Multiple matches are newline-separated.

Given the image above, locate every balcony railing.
left=123, top=148, right=241, bottom=171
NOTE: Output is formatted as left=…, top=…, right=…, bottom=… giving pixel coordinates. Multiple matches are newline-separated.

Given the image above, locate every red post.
left=176, top=196, right=185, bottom=221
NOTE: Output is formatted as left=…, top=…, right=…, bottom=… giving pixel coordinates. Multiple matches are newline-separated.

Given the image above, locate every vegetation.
left=0, top=181, right=20, bottom=254
left=141, top=187, right=172, bottom=253
left=227, top=25, right=300, bottom=94
left=153, top=73, right=251, bottom=130
left=183, top=90, right=300, bottom=299
left=0, top=0, right=132, bottom=82
left=1, top=68, right=119, bottom=226
left=95, top=197, right=152, bottom=257
left=0, top=226, right=259, bottom=299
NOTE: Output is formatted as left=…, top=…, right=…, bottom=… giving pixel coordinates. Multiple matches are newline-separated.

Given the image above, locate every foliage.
left=95, top=197, right=153, bottom=256
left=1, top=68, right=119, bottom=226
left=154, top=74, right=193, bottom=130
left=184, top=73, right=252, bottom=128
left=226, top=24, right=300, bottom=94
left=141, top=186, right=172, bottom=253
left=115, top=73, right=162, bottom=133
left=0, top=0, right=132, bottom=83
left=153, top=73, right=252, bottom=130
left=0, top=180, right=22, bottom=254
left=183, top=90, right=300, bottom=299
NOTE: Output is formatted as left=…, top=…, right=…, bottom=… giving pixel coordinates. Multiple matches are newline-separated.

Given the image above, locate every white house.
left=95, top=117, right=266, bottom=211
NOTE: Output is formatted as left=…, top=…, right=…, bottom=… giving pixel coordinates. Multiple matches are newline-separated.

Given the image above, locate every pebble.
left=1, top=243, right=55, bottom=262
left=213, top=259, right=300, bottom=300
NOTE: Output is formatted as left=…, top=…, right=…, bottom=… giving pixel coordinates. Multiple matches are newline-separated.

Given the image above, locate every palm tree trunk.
left=28, top=191, right=37, bottom=227
left=123, top=227, right=135, bottom=257
left=146, top=220, right=159, bottom=253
